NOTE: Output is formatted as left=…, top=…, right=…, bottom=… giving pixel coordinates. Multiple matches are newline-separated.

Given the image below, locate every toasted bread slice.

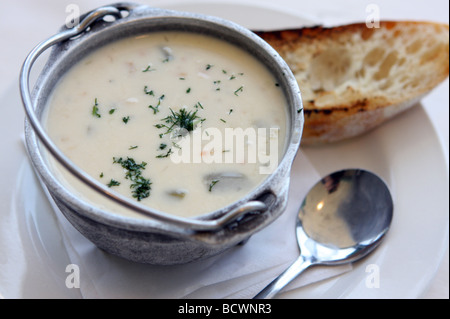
left=257, top=21, right=449, bottom=144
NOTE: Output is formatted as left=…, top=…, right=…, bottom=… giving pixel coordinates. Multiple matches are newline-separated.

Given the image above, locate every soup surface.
left=44, top=31, right=288, bottom=218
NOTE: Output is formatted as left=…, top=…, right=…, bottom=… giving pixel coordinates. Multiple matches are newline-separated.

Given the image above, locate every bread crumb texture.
left=258, top=21, right=449, bottom=144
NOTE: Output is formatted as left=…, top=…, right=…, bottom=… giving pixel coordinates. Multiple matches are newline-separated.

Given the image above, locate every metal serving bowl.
left=21, top=2, right=303, bottom=265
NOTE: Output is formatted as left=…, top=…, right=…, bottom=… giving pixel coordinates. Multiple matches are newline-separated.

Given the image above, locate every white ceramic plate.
left=1, top=1, right=448, bottom=299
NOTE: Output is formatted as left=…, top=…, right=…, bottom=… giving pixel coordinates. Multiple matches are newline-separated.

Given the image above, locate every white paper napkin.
left=43, top=151, right=352, bottom=299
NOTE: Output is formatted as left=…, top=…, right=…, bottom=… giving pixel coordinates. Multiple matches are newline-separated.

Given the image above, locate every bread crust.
left=257, top=21, right=449, bottom=144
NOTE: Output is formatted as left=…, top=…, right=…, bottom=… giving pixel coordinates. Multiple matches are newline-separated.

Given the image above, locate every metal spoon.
left=254, top=168, right=393, bottom=299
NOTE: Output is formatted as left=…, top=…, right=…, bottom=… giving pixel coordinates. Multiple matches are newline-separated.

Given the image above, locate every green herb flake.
left=144, top=86, right=155, bottom=96
left=107, top=179, right=121, bottom=187
left=112, top=157, right=151, bottom=201
left=156, top=108, right=204, bottom=135
left=148, top=94, right=165, bottom=114
left=206, top=64, right=214, bottom=70
left=113, top=157, right=147, bottom=175
left=109, top=108, right=116, bottom=115
left=194, top=101, right=204, bottom=109
left=129, top=145, right=138, bottom=150
left=92, top=98, right=101, bottom=118
left=142, top=64, right=156, bottom=72
left=208, top=179, right=219, bottom=192
left=122, top=116, right=130, bottom=124
left=156, top=148, right=173, bottom=158
left=234, top=86, right=244, bottom=96
left=149, top=105, right=159, bottom=114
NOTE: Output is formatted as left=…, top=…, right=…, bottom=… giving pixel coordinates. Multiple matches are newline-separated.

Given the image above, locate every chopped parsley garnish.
left=107, top=179, right=120, bottom=187
left=206, top=64, right=214, bottom=70
left=234, top=86, right=244, bottom=96
left=149, top=106, right=158, bottom=114
left=194, top=101, right=204, bottom=109
left=122, top=116, right=130, bottom=124
left=109, top=108, right=116, bottom=114
left=92, top=98, right=101, bottom=118
left=142, top=64, right=156, bottom=72
left=208, top=179, right=219, bottom=192
left=213, top=80, right=221, bottom=91
left=144, top=86, right=155, bottom=96
left=113, top=157, right=147, bottom=174
left=129, top=145, right=138, bottom=150
left=155, top=108, right=204, bottom=135
left=149, top=95, right=165, bottom=114
left=156, top=148, right=173, bottom=158
left=112, top=157, right=151, bottom=201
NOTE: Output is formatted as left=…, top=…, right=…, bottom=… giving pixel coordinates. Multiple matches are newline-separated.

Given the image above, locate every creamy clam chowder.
left=44, top=31, right=288, bottom=218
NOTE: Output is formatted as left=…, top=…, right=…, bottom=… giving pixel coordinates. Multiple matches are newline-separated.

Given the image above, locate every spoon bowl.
left=254, top=169, right=393, bottom=299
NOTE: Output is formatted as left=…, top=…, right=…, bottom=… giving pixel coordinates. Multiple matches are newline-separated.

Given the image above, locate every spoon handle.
left=253, top=256, right=313, bottom=299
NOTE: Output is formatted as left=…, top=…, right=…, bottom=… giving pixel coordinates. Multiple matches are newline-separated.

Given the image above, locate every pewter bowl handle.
left=20, top=3, right=269, bottom=231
